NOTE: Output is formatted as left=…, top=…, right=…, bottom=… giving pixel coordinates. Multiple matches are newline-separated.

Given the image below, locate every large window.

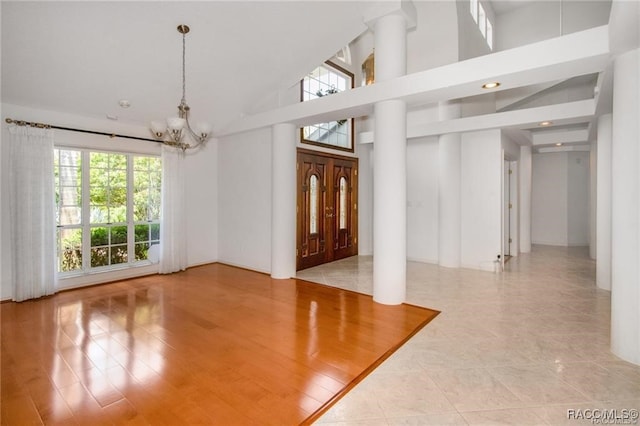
left=470, top=0, right=494, bottom=49
left=300, top=61, right=354, bottom=152
left=54, top=148, right=161, bottom=274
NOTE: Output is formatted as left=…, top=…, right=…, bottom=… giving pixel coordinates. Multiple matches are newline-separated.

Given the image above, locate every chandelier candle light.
left=150, top=25, right=211, bottom=151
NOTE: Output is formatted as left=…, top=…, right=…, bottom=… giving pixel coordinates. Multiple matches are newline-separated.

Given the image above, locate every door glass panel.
left=339, top=176, right=347, bottom=229
left=310, top=175, right=318, bottom=234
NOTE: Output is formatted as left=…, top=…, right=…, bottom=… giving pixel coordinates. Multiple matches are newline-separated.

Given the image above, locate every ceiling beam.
left=537, top=145, right=591, bottom=153
left=217, top=25, right=610, bottom=138
left=403, top=99, right=595, bottom=140
left=532, top=128, right=590, bottom=146
left=359, top=99, right=594, bottom=143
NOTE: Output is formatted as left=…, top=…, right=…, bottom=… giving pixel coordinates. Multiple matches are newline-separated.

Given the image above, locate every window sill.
left=57, top=262, right=159, bottom=292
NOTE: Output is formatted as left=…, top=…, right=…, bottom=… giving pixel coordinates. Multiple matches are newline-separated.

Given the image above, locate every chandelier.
left=150, top=25, right=211, bottom=151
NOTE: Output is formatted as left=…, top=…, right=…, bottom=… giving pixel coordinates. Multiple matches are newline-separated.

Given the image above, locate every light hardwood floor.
left=0, top=264, right=438, bottom=425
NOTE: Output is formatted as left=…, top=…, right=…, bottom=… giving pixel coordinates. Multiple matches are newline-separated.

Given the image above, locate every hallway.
left=298, top=246, right=640, bottom=424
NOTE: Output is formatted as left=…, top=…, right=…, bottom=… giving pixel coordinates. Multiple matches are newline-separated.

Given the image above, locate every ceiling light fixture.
left=556, top=143, right=563, bottom=146
left=150, top=25, right=211, bottom=151
left=482, top=82, right=500, bottom=89
left=540, top=121, right=553, bottom=126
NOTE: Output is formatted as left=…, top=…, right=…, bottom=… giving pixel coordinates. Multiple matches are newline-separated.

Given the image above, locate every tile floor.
left=297, top=245, right=640, bottom=425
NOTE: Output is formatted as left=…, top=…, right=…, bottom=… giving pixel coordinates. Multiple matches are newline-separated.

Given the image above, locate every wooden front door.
left=297, top=149, right=358, bottom=270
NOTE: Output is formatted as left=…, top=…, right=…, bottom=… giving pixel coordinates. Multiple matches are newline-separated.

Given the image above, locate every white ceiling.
left=1, top=1, right=373, bottom=133
left=2, top=0, right=632, bottom=152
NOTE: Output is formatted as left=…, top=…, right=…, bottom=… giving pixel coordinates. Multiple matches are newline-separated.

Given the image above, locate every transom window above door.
left=300, top=61, right=354, bottom=152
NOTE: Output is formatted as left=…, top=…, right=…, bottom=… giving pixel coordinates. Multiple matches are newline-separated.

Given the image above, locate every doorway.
left=297, top=149, right=358, bottom=270
left=503, top=159, right=518, bottom=264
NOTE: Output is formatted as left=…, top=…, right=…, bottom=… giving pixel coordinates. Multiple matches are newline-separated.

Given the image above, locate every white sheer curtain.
left=8, top=125, right=57, bottom=301
left=159, top=145, right=187, bottom=273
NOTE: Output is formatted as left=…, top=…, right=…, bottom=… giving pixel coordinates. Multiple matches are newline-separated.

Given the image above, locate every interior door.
left=503, top=160, right=511, bottom=258
left=297, top=149, right=358, bottom=270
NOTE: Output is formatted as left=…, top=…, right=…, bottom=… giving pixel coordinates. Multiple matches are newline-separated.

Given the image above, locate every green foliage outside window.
left=55, top=149, right=161, bottom=273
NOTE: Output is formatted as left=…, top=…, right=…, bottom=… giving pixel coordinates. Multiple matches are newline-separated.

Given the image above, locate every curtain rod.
left=4, top=117, right=162, bottom=144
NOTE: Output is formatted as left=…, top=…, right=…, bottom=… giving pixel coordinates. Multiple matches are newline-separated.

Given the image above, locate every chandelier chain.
left=149, top=24, right=211, bottom=151
left=182, top=31, right=187, bottom=104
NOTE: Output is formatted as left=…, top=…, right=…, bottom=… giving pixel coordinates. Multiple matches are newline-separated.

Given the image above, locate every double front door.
left=297, top=149, right=358, bottom=270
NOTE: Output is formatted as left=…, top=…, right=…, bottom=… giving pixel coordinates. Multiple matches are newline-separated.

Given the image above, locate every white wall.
left=217, top=128, right=272, bottom=273
left=456, top=0, right=493, bottom=61
left=610, top=47, right=640, bottom=365
left=589, top=140, right=597, bottom=259
left=496, top=1, right=611, bottom=52
left=567, top=151, right=590, bottom=246
left=532, top=152, right=568, bottom=245
left=357, top=143, right=374, bottom=255
left=1, top=110, right=10, bottom=300
left=407, top=136, right=439, bottom=263
left=531, top=151, right=590, bottom=246
left=184, top=141, right=219, bottom=266
left=460, top=129, right=502, bottom=271
left=409, top=1, right=459, bottom=71
left=502, top=133, right=521, bottom=160
left=461, top=93, right=497, bottom=119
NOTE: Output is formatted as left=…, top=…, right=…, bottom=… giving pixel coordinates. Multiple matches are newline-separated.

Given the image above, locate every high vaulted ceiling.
left=1, top=1, right=373, bottom=134
left=2, top=0, right=637, bottom=153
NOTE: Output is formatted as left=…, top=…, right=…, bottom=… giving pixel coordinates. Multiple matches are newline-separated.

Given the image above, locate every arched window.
left=300, top=61, right=354, bottom=152
left=310, top=175, right=319, bottom=234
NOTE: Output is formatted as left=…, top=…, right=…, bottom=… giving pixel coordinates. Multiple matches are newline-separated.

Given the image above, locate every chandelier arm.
left=149, top=24, right=210, bottom=151
left=184, top=117, right=206, bottom=149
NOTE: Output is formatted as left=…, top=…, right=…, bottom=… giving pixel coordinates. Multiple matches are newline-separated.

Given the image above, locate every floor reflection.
left=1, top=265, right=437, bottom=425
left=53, top=286, right=166, bottom=414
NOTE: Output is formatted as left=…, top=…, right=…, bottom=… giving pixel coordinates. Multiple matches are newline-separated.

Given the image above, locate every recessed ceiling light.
left=118, top=99, right=131, bottom=108
left=556, top=143, right=563, bottom=146
left=482, top=82, right=500, bottom=89
left=540, top=121, right=552, bottom=126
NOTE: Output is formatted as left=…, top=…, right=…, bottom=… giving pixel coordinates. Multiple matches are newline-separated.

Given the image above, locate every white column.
left=271, top=123, right=297, bottom=279
left=374, top=14, right=407, bottom=81
left=371, top=11, right=411, bottom=305
left=438, top=101, right=461, bottom=268
left=596, top=113, right=612, bottom=291
left=519, top=145, right=532, bottom=253
left=589, top=140, right=597, bottom=260
left=374, top=99, right=407, bottom=304
left=611, top=48, right=639, bottom=365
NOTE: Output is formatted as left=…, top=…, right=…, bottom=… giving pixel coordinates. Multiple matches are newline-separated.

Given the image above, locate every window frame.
left=478, top=3, right=487, bottom=37
left=300, top=60, right=355, bottom=153
left=486, top=18, right=494, bottom=49
left=54, top=146, right=161, bottom=277
left=470, top=0, right=494, bottom=50
left=470, top=0, right=478, bottom=23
